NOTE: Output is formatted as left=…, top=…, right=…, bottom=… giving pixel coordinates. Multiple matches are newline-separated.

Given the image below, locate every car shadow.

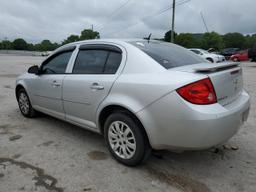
left=11, top=110, right=243, bottom=192
left=37, top=112, right=237, bottom=157
left=29, top=111, right=238, bottom=165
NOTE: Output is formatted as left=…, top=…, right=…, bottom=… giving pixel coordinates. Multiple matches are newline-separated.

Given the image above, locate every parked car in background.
left=207, top=48, right=222, bottom=55
left=189, top=48, right=225, bottom=63
left=207, top=48, right=216, bottom=53
left=221, top=48, right=240, bottom=60
left=248, top=43, right=256, bottom=62
left=41, top=51, right=53, bottom=57
left=230, top=50, right=249, bottom=62
left=16, top=39, right=250, bottom=166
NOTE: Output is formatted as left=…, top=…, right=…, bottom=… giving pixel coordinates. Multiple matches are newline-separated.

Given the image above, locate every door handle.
left=52, top=80, right=61, bottom=87
left=90, top=83, right=104, bottom=90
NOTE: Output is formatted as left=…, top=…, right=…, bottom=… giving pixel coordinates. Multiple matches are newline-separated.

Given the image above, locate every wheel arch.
left=15, top=81, right=31, bottom=102
left=15, top=84, right=25, bottom=100
left=206, top=57, right=214, bottom=63
left=97, top=104, right=151, bottom=146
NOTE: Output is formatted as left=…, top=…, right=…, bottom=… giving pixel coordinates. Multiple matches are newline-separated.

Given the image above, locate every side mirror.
left=28, top=65, right=39, bottom=74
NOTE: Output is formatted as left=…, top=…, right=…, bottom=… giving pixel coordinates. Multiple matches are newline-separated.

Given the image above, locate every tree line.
left=164, top=31, right=256, bottom=51
left=0, top=29, right=100, bottom=52
left=0, top=28, right=255, bottom=52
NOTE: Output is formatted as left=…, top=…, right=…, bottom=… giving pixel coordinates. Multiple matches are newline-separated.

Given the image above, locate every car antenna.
left=145, top=33, right=152, bottom=43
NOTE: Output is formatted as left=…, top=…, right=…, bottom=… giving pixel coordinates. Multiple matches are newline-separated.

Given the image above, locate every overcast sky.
left=0, top=0, right=255, bottom=43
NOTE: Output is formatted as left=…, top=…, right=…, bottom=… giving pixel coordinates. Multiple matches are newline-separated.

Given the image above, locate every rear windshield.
left=129, top=41, right=205, bottom=69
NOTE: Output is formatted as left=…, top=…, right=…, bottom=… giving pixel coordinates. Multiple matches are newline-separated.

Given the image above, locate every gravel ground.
left=0, top=54, right=255, bottom=192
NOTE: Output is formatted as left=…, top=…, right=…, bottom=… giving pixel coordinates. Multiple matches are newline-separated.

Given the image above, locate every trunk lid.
left=171, top=62, right=243, bottom=106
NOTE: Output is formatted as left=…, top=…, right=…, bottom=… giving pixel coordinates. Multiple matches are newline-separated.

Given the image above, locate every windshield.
left=129, top=41, right=205, bottom=69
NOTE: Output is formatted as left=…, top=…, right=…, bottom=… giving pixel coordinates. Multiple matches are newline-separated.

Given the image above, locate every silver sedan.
left=16, top=39, right=250, bottom=166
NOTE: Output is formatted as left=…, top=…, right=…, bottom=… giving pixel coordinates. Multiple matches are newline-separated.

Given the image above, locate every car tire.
left=206, top=58, right=214, bottom=63
left=17, top=88, right=36, bottom=118
left=104, top=112, right=151, bottom=166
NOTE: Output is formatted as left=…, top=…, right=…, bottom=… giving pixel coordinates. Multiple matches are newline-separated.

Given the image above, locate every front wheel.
left=17, top=88, right=36, bottom=118
left=104, top=112, right=151, bottom=166
left=206, top=58, right=214, bottom=63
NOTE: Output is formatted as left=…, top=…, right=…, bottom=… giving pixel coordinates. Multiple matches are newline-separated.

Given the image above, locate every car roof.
left=55, top=39, right=177, bottom=56
left=48, top=39, right=167, bottom=74
left=62, top=39, right=151, bottom=47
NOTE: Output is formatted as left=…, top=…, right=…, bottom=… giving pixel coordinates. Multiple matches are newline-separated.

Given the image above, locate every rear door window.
left=73, top=50, right=109, bottom=74
left=73, top=49, right=122, bottom=74
left=104, top=52, right=122, bottom=74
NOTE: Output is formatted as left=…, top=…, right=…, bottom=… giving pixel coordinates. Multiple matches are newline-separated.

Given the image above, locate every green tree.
left=52, top=42, right=59, bottom=50
left=35, top=40, right=59, bottom=51
left=12, top=38, right=28, bottom=50
left=201, top=32, right=224, bottom=50
left=33, top=43, right=41, bottom=51
left=27, top=43, right=35, bottom=51
left=80, top=29, right=100, bottom=40
left=1, top=40, right=12, bottom=49
left=40, top=40, right=54, bottom=51
left=62, top=34, right=80, bottom=45
left=164, top=30, right=177, bottom=42
left=175, top=33, right=200, bottom=48
left=223, top=33, right=245, bottom=49
left=244, top=34, right=256, bottom=49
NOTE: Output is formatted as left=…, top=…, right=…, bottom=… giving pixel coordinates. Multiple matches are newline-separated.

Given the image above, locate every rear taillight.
left=176, top=78, right=217, bottom=105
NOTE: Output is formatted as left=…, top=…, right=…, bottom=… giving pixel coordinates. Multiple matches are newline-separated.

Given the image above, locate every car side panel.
left=96, top=71, right=206, bottom=128
left=62, top=43, right=128, bottom=130
left=63, top=75, right=118, bottom=129
left=16, top=76, right=35, bottom=105
left=137, top=90, right=250, bottom=150
left=16, top=74, right=66, bottom=120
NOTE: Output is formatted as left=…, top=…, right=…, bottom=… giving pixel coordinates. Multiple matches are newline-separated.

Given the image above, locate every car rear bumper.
left=137, top=90, right=250, bottom=150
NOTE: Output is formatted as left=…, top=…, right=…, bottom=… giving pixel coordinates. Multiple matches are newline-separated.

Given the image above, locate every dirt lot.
left=0, top=54, right=255, bottom=192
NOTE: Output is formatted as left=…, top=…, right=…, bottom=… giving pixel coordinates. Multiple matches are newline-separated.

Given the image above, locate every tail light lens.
left=176, top=78, right=217, bottom=105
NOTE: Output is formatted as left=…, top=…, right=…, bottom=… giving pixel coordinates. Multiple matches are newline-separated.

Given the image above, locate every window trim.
left=41, top=45, right=76, bottom=67
left=102, top=52, right=111, bottom=73
left=79, top=44, right=122, bottom=54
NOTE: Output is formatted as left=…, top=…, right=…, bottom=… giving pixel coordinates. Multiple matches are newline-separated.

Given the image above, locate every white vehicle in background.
left=41, top=51, right=53, bottom=57
left=190, top=48, right=225, bottom=63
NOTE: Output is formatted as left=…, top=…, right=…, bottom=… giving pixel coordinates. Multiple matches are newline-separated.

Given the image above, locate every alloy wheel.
left=18, top=92, right=30, bottom=115
left=108, top=121, right=136, bottom=159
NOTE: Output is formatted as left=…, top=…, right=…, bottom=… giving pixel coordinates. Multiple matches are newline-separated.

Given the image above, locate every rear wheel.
left=104, top=112, right=151, bottom=166
left=17, top=88, right=36, bottom=118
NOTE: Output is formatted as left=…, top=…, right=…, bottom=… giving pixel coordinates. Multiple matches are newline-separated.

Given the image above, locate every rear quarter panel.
left=96, top=70, right=206, bottom=128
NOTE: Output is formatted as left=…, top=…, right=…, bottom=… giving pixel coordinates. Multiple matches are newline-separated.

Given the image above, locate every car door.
left=31, top=48, right=75, bottom=119
left=241, top=52, right=248, bottom=61
left=63, top=44, right=123, bottom=130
